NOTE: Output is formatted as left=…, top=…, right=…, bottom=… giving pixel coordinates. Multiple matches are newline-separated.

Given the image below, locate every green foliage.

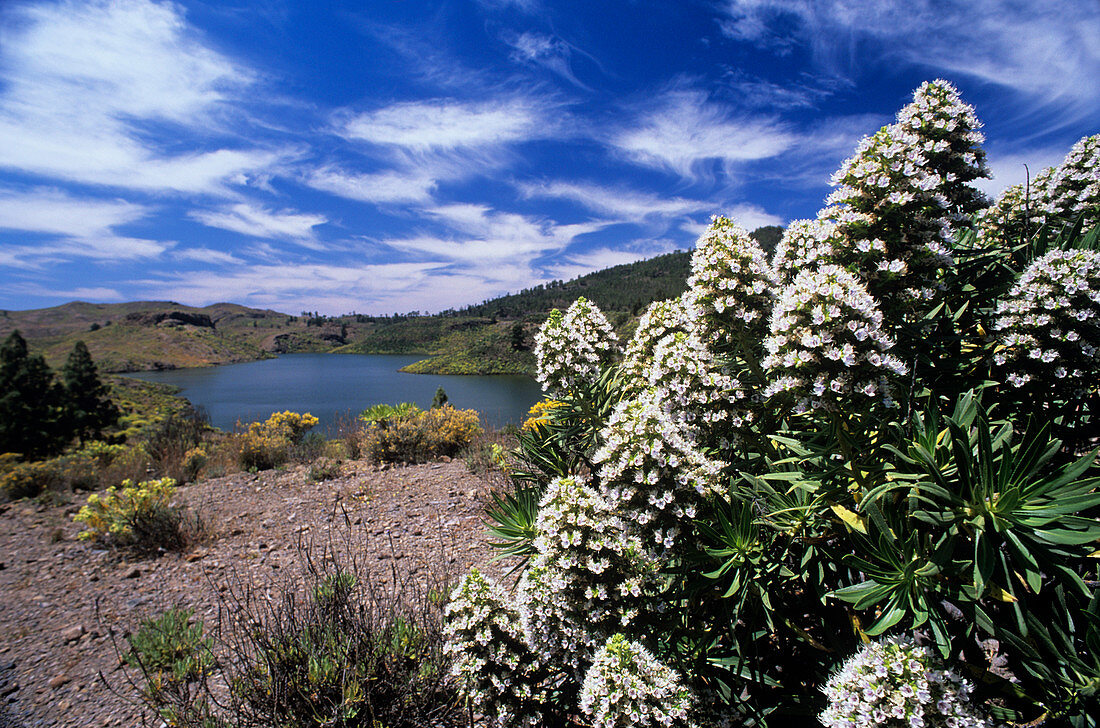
left=61, top=340, right=120, bottom=444
left=358, top=402, right=420, bottom=424
left=0, top=330, right=68, bottom=459
left=431, top=386, right=448, bottom=409
left=126, top=608, right=218, bottom=728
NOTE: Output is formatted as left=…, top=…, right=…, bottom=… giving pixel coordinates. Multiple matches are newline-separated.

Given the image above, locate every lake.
left=123, top=353, right=546, bottom=433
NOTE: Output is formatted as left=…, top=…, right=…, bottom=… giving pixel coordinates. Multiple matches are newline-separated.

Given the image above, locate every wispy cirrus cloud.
left=304, top=166, right=438, bottom=205
left=718, top=0, right=1100, bottom=125
left=385, top=203, right=607, bottom=265
left=0, top=187, right=170, bottom=268
left=340, top=97, right=547, bottom=152
left=521, top=180, right=711, bottom=220
left=502, top=31, right=594, bottom=90
left=0, top=187, right=148, bottom=237
left=190, top=203, right=327, bottom=244
left=0, top=0, right=285, bottom=195
left=611, top=88, right=795, bottom=181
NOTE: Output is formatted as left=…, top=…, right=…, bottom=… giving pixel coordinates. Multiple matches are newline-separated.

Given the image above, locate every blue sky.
left=0, top=0, right=1097, bottom=316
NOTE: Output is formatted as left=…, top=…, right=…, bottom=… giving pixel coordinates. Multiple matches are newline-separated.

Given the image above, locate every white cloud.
left=341, top=98, right=546, bottom=151
left=521, top=181, right=711, bottom=220
left=0, top=187, right=170, bottom=268
left=136, top=261, right=512, bottom=315
left=305, top=166, right=437, bottom=204
left=0, top=187, right=148, bottom=237
left=718, top=1, right=1100, bottom=124
left=612, top=89, right=795, bottom=180
left=0, top=236, right=173, bottom=269
left=503, top=31, right=591, bottom=89
left=0, top=0, right=281, bottom=193
left=173, top=246, right=246, bottom=266
left=721, top=203, right=785, bottom=231
left=190, top=203, right=327, bottom=243
left=976, top=146, right=1072, bottom=198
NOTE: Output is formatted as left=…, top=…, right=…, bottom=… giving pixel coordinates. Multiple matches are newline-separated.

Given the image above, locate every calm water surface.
left=124, top=354, right=545, bottom=433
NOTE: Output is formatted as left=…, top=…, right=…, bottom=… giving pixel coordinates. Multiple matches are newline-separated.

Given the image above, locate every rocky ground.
left=0, top=458, right=504, bottom=727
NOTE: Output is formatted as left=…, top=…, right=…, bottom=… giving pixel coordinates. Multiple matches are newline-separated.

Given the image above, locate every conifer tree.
left=61, top=340, right=119, bottom=445
left=431, top=386, right=449, bottom=409
left=0, top=330, right=67, bottom=459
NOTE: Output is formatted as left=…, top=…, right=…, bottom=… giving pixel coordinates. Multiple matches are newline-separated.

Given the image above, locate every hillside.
left=0, top=301, right=378, bottom=372
left=3, top=226, right=782, bottom=376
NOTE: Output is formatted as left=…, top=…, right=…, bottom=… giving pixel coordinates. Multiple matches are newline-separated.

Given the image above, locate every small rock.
left=0, top=682, right=17, bottom=698
left=122, top=565, right=140, bottom=579
left=61, top=625, right=85, bottom=643
left=48, top=674, right=70, bottom=689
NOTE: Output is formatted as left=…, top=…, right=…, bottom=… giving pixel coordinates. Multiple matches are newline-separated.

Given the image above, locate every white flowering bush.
left=822, top=80, right=988, bottom=309
left=519, top=477, right=645, bottom=673
left=580, top=634, right=695, bottom=728
left=992, top=248, right=1100, bottom=398
left=771, top=218, right=842, bottom=284
left=621, top=296, right=696, bottom=394
left=1042, top=134, right=1100, bottom=229
left=593, top=390, right=725, bottom=555
left=459, top=81, right=1100, bottom=727
left=443, top=569, right=551, bottom=727
left=763, top=264, right=907, bottom=413
left=535, top=297, right=620, bottom=396
left=977, top=134, right=1100, bottom=248
left=687, top=216, right=777, bottom=353
left=819, top=637, right=992, bottom=728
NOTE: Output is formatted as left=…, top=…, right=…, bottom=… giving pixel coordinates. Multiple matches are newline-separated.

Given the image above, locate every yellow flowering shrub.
left=362, top=405, right=482, bottom=464
left=521, top=399, right=563, bottom=431
left=0, top=454, right=99, bottom=500
left=74, top=477, right=184, bottom=548
left=233, top=411, right=319, bottom=470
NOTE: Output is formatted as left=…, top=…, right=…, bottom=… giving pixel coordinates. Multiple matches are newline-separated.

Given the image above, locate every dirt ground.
left=0, top=458, right=505, bottom=727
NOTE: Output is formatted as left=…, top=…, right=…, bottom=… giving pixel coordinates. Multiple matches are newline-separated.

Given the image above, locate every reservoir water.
left=123, top=354, right=545, bottom=433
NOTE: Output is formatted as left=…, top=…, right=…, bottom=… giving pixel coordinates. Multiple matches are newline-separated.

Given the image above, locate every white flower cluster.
left=621, top=296, right=696, bottom=394
left=443, top=569, right=549, bottom=727
left=534, top=297, right=620, bottom=396
left=977, top=134, right=1100, bottom=246
left=819, top=636, right=992, bottom=728
left=580, top=633, right=695, bottom=728
left=647, top=328, right=749, bottom=445
left=519, top=477, right=641, bottom=671
left=763, top=265, right=907, bottom=413
left=893, top=79, right=989, bottom=223
left=822, top=80, right=988, bottom=307
left=1042, top=134, right=1100, bottom=228
left=771, top=218, right=843, bottom=284
left=992, top=248, right=1100, bottom=395
left=594, top=390, right=726, bottom=554
left=687, top=215, right=777, bottom=352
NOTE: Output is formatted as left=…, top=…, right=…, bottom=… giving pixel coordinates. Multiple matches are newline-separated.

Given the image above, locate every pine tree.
left=0, top=330, right=67, bottom=459
left=431, top=386, right=449, bottom=409
left=61, top=340, right=119, bottom=445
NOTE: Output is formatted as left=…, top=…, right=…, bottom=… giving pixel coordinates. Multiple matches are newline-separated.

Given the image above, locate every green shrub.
left=358, top=402, right=420, bottom=424
left=125, top=607, right=217, bottom=728
left=74, top=477, right=191, bottom=550
left=361, top=405, right=482, bottom=464
left=126, top=546, right=463, bottom=727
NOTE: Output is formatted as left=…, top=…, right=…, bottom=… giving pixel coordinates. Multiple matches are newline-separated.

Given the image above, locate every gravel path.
left=0, top=459, right=502, bottom=727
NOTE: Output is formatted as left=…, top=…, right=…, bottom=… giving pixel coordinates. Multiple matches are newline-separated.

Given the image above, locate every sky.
left=0, top=0, right=1097, bottom=316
